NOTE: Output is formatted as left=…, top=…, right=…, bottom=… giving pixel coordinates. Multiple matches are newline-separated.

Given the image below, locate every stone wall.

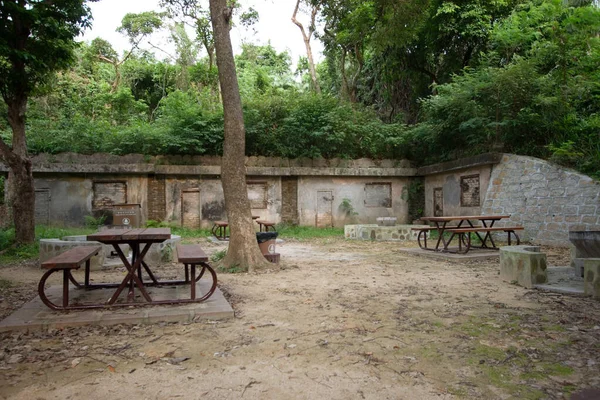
left=482, top=154, right=600, bottom=245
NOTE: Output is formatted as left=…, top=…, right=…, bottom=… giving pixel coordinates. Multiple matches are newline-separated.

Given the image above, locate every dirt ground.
left=0, top=238, right=599, bottom=400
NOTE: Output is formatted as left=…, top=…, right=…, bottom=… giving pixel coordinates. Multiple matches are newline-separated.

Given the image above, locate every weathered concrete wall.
left=424, top=165, right=493, bottom=217
left=165, top=176, right=281, bottom=228
left=297, top=176, right=409, bottom=227
left=34, top=176, right=90, bottom=226
left=32, top=174, right=148, bottom=226
left=482, top=155, right=600, bottom=245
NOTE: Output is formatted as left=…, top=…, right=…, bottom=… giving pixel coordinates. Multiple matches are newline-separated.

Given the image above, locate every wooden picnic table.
left=87, top=228, right=171, bottom=305
left=37, top=228, right=217, bottom=310
left=414, top=215, right=521, bottom=253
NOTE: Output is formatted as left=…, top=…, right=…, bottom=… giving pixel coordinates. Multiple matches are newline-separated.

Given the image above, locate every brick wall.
left=482, top=154, right=600, bottom=245
left=281, top=177, right=298, bottom=224
left=148, top=175, right=166, bottom=222
left=92, top=181, right=126, bottom=210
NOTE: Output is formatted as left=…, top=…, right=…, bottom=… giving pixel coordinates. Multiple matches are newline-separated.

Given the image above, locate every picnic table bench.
left=413, top=215, right=523, bottom=254
left=176, top=244, right=217, bottom=302
left=256, top=219, right=276, bottom=232
left=38, top=246, right=101, bottom=310
left=211, top=221, right=229, bottom=240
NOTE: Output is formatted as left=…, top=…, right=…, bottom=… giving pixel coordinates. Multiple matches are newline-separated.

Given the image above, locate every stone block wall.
left=344, top=224, right=427, bottom=241
left=482, top=155, right=600, bottom=245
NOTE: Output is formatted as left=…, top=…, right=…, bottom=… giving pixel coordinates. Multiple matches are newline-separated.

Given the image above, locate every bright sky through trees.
left=80, top=0, right=324, bottom=65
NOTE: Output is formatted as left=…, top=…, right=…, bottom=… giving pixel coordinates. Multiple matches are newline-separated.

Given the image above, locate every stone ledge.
left=345, top=224, right=428, bottom=241
left=417, top=152, right=503, bottom=176
left=0, top=162, right=417, bottom=177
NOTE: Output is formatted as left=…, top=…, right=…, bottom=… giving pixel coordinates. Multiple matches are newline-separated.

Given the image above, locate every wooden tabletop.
left=87, top=228, right=171, bottom=243
left=421, top=215, right=510, bottom=222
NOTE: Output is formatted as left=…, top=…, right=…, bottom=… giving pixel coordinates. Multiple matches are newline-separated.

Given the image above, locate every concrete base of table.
left=0, top=281, right=233, bottom=332
left=396, top=247, right=500, bottom=262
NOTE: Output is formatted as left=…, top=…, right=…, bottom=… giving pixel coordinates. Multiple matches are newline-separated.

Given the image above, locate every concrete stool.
left=499, top=245, right=547, bottom=288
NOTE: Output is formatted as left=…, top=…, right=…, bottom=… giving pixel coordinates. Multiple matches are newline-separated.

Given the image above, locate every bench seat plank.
left=447, top=227, right=523, bottom=233
left=41, top=246, right=101, bottom=270
left=411, top=226, right=482, bottom=231
left=177, top=244, right=209, bottom=263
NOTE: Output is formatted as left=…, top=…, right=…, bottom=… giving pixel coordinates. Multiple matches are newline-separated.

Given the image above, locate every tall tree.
left=0, top=0, right=94, bottom=244
left=209, top=0, right=272, bottom=272
left=292, top=0, right=321, bottom=93
left=169, top=22, right=199, bottom=91
left=318, top=0, right=376, bottom=102
left=161, top=0, right=216, bottom=70
left=95, top=11, right=164, bottom=92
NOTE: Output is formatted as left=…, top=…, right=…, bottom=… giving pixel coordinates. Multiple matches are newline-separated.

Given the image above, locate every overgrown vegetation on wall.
left=0, top=0, right=598, bottom=177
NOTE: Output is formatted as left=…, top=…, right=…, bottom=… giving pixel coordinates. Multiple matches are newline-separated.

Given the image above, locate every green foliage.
left=339, top=198, right=358, bottom=219
left=1, top=0, right=597, bottom=181
left=84, top=215, right=107, bottom=228
left=243, top=92, right=408, bottom=159
left=210, top=248, right=227, bottom=263
left=275, top=224, right=344, bottom=239
left=216, top=262, right=245, bottom=274
left=0, top=0, right=94, bottom=98
left=407, top=0, right=600, bottom=176
left=118, top=11, right=165, bottom=45
left=401, top=179, right=424, bottom=221
left=0, top=175, right=5, bottom=204
left=0, top=225, right=94, bottom=262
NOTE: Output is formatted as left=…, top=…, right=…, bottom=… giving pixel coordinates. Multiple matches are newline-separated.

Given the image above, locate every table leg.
left=433, top=221, right=446, bottom=251
left=62, top=269, right=69, bottom=308
left=141, top=260, right=159, bottom=284
left=84, top=259, right=90, bottom=287
left=480, top=220, right=498, bottom=249
left=108, top=243, right=153, bottom=305
left=191, top=264, right=196, bottom=300
left=443, top=220, right=465, bottom=251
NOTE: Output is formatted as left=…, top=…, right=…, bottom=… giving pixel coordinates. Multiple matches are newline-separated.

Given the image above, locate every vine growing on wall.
left=339, top=198, right=358, bottom=222
left=401, top=178, right=425, bottom=222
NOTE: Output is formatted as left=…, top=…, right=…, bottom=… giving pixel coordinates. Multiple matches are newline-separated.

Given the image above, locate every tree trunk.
left=209, top=0, right=272, bottom=272
left=0, top=95, right=36, bottom=244
left=292, top=0, right=321, bottom=94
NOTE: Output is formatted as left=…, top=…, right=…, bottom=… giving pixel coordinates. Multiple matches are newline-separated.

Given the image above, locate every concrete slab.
left=534, top=266, right=585, bottom=295
left=397, top=247, right=499, bottom=263
left=0, top=281, right=234, bottom=332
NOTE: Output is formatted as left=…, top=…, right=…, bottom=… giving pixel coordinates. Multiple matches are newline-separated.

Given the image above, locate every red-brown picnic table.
left=39, top=228, right=218, bottom=310
left=416, top=215, right=514, bottom=253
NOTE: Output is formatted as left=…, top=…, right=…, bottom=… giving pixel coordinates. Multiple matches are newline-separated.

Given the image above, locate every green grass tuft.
left=275, top=223, right=343, bottom=239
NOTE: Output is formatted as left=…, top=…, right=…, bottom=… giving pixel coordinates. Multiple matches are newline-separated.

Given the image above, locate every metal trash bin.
left=112, top=204, right=141, bottom=228
left=256, top=232, right=278, bottom=255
